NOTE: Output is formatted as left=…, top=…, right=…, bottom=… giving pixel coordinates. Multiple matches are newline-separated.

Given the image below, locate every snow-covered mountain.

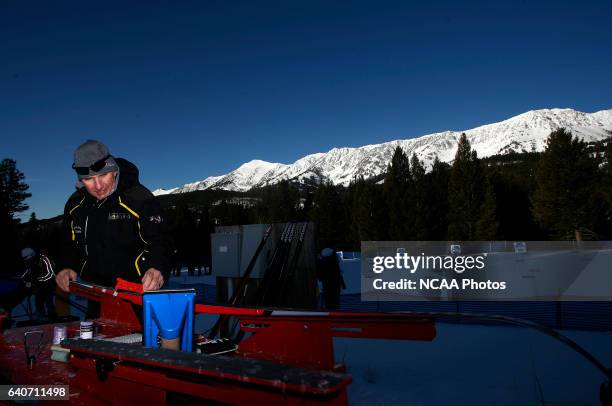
left=153, top=108, right=612, bottom=195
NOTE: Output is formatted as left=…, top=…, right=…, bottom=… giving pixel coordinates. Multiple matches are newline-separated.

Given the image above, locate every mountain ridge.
left=153, top=108, right=612, bottom=195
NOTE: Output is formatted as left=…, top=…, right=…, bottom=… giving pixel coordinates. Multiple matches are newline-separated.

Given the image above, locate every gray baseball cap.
left=73, top=140, right=119, bottom=179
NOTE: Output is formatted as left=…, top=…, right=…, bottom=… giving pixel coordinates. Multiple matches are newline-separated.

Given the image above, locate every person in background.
left=0, top=248, right=56, bottom=320
left=21, top=247, right=57, bottom=319
left=170, top=248, right=181, bottom=277
left=317, top=247, right=346, bottom=310
left=55, top=140, right=170, bottom=306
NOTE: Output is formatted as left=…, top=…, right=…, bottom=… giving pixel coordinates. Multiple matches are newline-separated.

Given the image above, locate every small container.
left=53, top=325, right=67, bottom=345
left=80, top=321, right=94, bottom=339
left=50, top=345, right=70, bottom=363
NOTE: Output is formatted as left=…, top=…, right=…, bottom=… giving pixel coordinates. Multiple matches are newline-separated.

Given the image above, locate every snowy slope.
left=153, top=108, right=612, bottom=195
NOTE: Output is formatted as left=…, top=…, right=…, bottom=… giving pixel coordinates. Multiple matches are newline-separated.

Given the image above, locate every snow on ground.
left=339, top=324, right=612, bottom=405
left=335, top=252, right=612, bottom=404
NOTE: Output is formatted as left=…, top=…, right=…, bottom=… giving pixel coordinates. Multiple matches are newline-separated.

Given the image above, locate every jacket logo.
left=149, top=215, right=164, bottom=224
left=73, top=226, right=83, bottom=234
left=108, top=212, right=132, bottom=221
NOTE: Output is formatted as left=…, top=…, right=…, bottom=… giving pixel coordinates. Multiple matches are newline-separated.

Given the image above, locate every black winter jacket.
left=59, top=158, right=169, bottom=287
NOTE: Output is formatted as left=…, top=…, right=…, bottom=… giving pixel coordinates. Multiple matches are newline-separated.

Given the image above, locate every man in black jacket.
left=56, top=140, right=169, bottom=292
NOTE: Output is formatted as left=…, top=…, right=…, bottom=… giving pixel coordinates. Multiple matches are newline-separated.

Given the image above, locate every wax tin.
left=80, top=321, right=93, bottom=339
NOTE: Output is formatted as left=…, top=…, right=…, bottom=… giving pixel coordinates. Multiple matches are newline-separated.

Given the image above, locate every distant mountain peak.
left=153, top=108, right=612, bottom=196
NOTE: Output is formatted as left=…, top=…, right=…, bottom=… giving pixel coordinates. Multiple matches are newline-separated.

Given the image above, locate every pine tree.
left=601, top=135, right=612, bottom=208
left=532, top=129, right=599, bottom=240
left=447, top=134, right=492, bottom=240
left=410, top=153, right=428, bottom=240
left=309, top=182, right=348, bottom=250
left=605, top=135, right=612, bottom=173
left=475, top=176, right=498, bottom=239
left=422, top=157, right=450, bottom=240
left=23, top=211, right=42, bottom=250
left=599, top=136, right=612, bottom=237
left=0, top=159, right=30, bottom=275
left=483, top=152, right=544, bottom=240
left=0, top=158, right=31, bottom=221
left=383, top=146, right=412, bottom=240
left=260, top=181, right=300, bottom=223
left=350, top=177, right=388, bottom=243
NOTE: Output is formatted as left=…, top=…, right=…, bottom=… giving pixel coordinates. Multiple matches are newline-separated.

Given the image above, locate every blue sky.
left=2, top=0, right=611, bottom=220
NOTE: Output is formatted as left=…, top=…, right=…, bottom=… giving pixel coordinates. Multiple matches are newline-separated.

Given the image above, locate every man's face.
left=82, top=171, right=117, bottom=200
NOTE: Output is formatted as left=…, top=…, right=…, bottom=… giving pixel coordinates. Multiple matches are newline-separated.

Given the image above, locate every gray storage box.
left=240, top=224, right=268, bottom=279
left=211, top=232, right=241, bottom=278
left=211, top=224, right=273, bottom=278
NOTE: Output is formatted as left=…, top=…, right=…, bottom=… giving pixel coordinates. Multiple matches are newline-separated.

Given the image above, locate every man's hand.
left=56, top=268, right=77, bottom=292
left=142, top=268, right=164, bottom=291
